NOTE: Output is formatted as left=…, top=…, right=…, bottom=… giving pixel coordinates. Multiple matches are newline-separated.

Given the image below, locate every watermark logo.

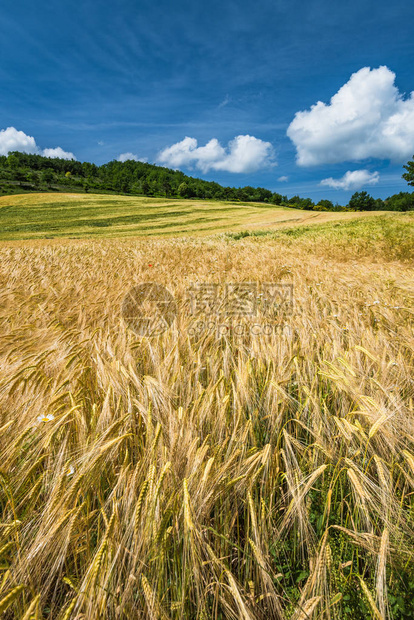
left=186, top=282, right=293, bottom=317
left=121, top=283, right=178, bottom=337
left=122, top=282, right=293, bottom=337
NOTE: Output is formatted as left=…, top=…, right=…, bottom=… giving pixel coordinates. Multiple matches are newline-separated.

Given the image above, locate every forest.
left=1, top=150, right=414, bottom=212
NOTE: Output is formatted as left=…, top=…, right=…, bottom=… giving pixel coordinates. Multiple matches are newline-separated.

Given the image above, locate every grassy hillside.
left=0, top=221, right=413, bottom=618
left=227, top=211, right=414, bottom=262
left=0, top=192, right=402, bottom=240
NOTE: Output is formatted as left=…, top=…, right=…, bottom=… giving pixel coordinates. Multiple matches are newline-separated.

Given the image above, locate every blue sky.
left=1, top=0, right=414, bottom=203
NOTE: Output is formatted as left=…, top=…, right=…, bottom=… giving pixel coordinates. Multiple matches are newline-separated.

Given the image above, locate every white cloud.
left=277, top=175, right=289, bottom=182
left=157, top=135, right=275, bottom=173
left=0, top=127, right=38, bottom=155
left=42, top=147, right=76, bottom=160
left=287, top=66, right=414, bottom=166
left=0, top=126, right=77, bottom=160
left=320, top=169, right=380, bottom=190
left=118, top=152, right=148, bottom=163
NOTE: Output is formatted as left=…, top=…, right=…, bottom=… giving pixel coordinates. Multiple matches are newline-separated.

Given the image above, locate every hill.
left=0, top=192, right=402, bottom=241
left=0, top=151, right=279, bottom=203
left=1, top=150, right=414, bottom=212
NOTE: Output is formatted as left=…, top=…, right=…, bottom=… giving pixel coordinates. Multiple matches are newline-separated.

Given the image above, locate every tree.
left=348, top=191, right=375, bottom=211
left=298, top=197, right=314, bottom=210
left=141, top=179, right=150, bottom=196
left=403, top=156, right=414, bottom=186
left=178, top=182, right=189, bottom=198
left=7, top=153, right=19, bottom=169
left=41, top=169, right=54, bottom=186
left=162, top=179, right=172, bottom=197
left=271, top=192, right=283, bottom=205
left=318, top=199, right=334, bottom=210
left=288, top=195, right=302, bottom=208
left=27, top=171, right=38, bottom=186
left=385, top=192, right=414, bottom=212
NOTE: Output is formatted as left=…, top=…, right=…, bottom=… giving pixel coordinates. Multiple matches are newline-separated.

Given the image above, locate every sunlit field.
left=0, top=192, right=395, bottom=240
left=0, top=215, right=413, bottom=618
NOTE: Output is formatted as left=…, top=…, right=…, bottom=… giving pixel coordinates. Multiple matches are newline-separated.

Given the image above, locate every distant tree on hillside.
left=141, top=178, right=150, bottom=196
left=162, top=179, right=172, bottom=197
left=271, top=192, right=283, bottom=205
left=27, top=171, right=38, bottom=186
left=403, top=155, right=414, bottom=186
left=385, top=191, right=414, bottom=212
left=41, top=169, right=54, bottom=186
left=348, top=191, right=375, bottom=211
left=1, top=150, right=412, bottom=211
left=178, top=182, right=189, bottom=198
left=287, top=196, right=314, bottom=210
left=318, top=199, right=334, bottom=210
left=7, top=153, right=19, bottom=169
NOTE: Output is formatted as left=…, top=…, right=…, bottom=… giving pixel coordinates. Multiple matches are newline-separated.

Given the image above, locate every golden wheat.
left=0, top=233, right=412, bottom=618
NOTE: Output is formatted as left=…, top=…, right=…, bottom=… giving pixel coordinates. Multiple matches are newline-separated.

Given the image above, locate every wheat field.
left=0, top=192, right=393, bottom=240
left=0, top=219, right=413, bottom=618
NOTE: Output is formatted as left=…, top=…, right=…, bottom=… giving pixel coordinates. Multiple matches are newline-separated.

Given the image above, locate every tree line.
left=1, top=151, right=413, bottom=212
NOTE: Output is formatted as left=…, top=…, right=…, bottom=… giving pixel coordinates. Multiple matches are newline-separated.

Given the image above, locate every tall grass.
left=224, top=212, right=414, bottom=262
left=0, top=230, right=413, bottom=618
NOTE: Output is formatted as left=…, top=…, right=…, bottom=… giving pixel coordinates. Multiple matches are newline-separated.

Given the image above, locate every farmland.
left=0, top=208, right=413, bottom=618
left=0, top=192, right=397, bottom=241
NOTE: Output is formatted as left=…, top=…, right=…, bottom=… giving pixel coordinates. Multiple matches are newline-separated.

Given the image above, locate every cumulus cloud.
left=0, top=127, right=38, bottom=155
left=118, top=152, right=148, bottom=163
left=0, top=126, right=76, bottom=160
left=277, top=175, right=289, bottom=182
left=42, top=147, right=76, bottom=160
left=287, top=66, right=414, bottom=166
left=320, top=169, right=380, bottom=190
left=157, top=135, right=275, bottom=173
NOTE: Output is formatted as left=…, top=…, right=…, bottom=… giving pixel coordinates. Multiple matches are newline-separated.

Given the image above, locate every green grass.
left=0, top=192, right=402, bottom=241
left=224, top=213, right=414, bottom=261
left=0, top=193, right=287, bottom=240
